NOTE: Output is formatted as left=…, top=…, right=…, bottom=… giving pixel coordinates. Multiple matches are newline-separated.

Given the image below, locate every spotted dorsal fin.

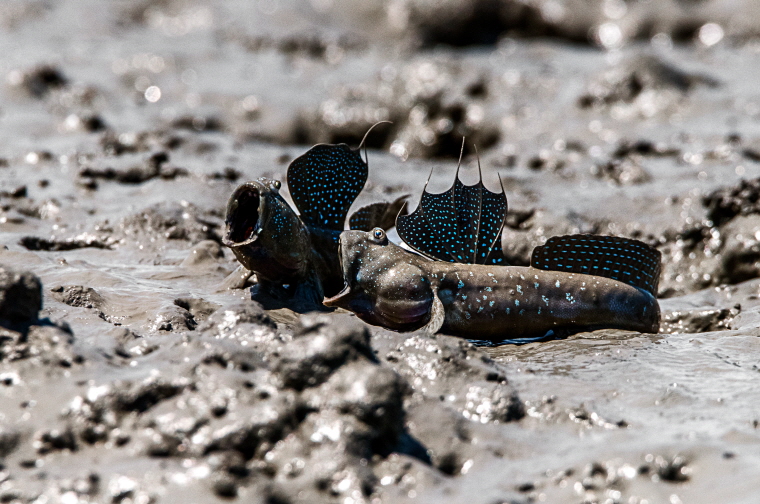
left=348, top=195, right=408, bottom=232
left=396, top=166, right=508, bottom=265
left=530, top=234, right=661, bottom=295
left=287, top=144, right=368, bottom=231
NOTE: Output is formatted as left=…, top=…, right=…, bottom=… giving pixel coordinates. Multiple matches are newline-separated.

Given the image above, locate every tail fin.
left=530, top=234, right=661, bottom=295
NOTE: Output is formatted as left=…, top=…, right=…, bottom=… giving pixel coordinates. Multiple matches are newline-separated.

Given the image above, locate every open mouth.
left=224, top=185, right=261, bottom=246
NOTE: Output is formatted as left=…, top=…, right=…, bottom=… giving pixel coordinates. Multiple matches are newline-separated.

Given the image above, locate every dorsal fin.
left=348, top=195, right=408, bottom=232
left=530, top=234, right=661, bottom=295
left=396, top=164, right=508, bottom=265
left=286, top=144, right=368, bottom=231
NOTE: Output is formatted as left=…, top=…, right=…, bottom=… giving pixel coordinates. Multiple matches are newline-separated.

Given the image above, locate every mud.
left=2, top=1, right=760, bottom=503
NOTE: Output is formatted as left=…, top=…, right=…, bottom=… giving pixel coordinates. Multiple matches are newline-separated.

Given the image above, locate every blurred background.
left=3, top=0, right=760, bottom=159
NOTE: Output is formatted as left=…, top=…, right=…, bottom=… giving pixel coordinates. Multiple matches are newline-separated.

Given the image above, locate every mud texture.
left=2, top=1, right=760, bottom=503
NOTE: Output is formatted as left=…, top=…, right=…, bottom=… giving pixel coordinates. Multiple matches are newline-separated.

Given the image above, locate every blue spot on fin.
left=397, top=168, right=508, bottom=265
left=287, top=144, right=367, bottom=231
left=530, top=234, right=661, bottom=295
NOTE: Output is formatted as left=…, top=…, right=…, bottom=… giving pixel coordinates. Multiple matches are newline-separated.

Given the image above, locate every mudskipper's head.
left=324, top=228, right=434, bottom=331
left=223, top=178, right=279, bottom=248
left=222, top=177, right=310, bottom=278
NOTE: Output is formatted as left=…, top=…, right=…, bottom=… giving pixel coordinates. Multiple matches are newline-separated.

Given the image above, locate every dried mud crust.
left=0, top=278, right=525, bottom=503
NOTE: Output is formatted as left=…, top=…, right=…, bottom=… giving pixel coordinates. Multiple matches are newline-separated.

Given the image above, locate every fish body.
left=326, top=230, right=660, bottom=340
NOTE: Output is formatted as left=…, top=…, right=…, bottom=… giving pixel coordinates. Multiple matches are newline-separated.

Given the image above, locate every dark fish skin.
left=325, top=230, right=660, bottom=340
left=222, top=177, right=340, bottom=306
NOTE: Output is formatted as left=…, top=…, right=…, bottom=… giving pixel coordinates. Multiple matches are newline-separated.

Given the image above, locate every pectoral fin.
left=217, top=265, right=254, bottom=291
left=421, top=289, right=445, bottom=335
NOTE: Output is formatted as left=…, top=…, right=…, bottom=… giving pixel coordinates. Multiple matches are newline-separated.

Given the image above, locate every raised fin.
left=348, top=195, right=408, bottom=231
left=396, top=163, right=508, bottom=265
left=530, top=234, right=661, bottom=295
left=287, top=144, right=368, bottom=231
left=421, top=289, right=445, bottom=335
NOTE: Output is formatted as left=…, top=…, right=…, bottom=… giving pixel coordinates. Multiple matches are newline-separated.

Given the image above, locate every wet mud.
left=2, top=1, right=760, bottom=503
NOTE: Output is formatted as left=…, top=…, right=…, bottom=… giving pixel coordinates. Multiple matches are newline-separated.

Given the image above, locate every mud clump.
left=390, top=0, right=760, bottom=48
left=79, top=151, right=187, bottom=185
left=659, top=177, right=760, bottom=296
left=274, top=314, right=377, bottom=390
left=2, top=299, right=525, bottom=502
left=19, top=235, right=113, bottom=252
left=578, top=55, right=718, bottom=117
left=0, top=266, right=42, bottom=325
left=703, top=176, right=760, bottom=227
left=1, top=322, right=81, bottom=368
left=660, top=305, right=739, bottom=333
left=0, top=268, right=77, bottom=369
left=93, top=202, right=225, bottom=247
left=590, top=158, right=652, bottom=186
left=9, top=64, right=68, bottom=98
left=50, top=285, right=106, bottom=310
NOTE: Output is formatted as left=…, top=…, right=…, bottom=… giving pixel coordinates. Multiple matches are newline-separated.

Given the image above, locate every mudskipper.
left=325, top=163, right=661, bottom=342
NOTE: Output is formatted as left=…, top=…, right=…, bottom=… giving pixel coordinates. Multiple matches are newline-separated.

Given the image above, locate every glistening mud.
left=2, top=1, right=760, bottom=503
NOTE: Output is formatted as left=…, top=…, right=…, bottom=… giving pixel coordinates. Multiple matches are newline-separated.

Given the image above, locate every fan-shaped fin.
left=396, top=167, right=508, bottom=265
left=287, top=144, right=368, bottom=231
left=530, top=234, right=661, bottom=295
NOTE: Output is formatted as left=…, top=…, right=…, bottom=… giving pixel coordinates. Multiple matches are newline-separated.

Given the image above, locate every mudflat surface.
left=2, top=1, right=760, bottom=503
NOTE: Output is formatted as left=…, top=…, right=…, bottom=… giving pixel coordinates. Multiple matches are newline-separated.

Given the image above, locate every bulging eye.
left=271, top=180, right=281, bottom=190
left=372, top=228, right=385, bottom=241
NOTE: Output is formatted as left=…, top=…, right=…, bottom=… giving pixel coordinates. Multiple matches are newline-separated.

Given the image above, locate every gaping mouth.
left=224, top=185, right=261, bottom=246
